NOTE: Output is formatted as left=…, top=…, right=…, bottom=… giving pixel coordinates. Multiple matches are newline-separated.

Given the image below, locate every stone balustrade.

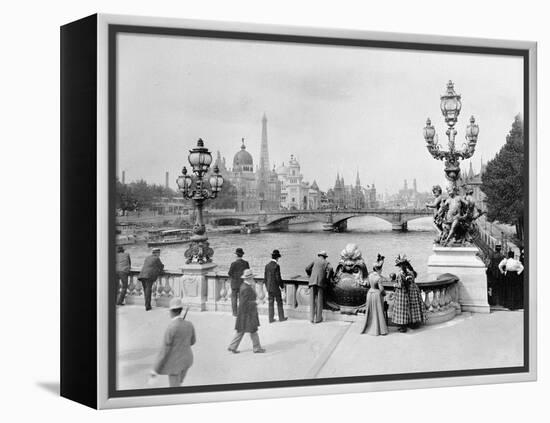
left=119, top=268, right=461, bottom=324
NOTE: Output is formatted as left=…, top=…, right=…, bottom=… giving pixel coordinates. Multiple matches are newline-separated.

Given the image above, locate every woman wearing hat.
left=392, top=255, right=424, bottom=332
left=361, top=254, right=388, bottom=336
left=227, top=269, right=266, bottom=353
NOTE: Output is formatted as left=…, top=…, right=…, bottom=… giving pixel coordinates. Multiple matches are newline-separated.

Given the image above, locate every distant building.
left=276, top=155, right=320, bottom=210
left=212, top=114, right=281, bottom=213
left=386, top=178, right=429, bottom=209
left=326, top=172, right=377, bottom=209
left=461, top=159, right=487, bottom=212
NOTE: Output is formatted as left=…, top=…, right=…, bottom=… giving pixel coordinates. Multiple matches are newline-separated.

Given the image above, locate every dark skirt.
left=502, top=272, right=524, bottom=310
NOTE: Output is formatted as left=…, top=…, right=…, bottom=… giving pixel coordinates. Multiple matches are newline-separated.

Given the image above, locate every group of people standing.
left=358, top=253, right=425, bottom=335
left=116, top=245, right=165, bottom=311
left=486, top=245, right=525, bottom=310
left=226, top=248, right=288, bottom=354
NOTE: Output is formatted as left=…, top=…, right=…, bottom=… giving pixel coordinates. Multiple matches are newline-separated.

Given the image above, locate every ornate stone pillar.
left=427, top=245, right=489, bottom=313
left=180, top=262, right=217, bottom=311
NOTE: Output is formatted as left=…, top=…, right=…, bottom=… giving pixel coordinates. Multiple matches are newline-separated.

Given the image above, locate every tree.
left=481, top=115, right=524, bottom=240
left=115, top=179, right=138, bottom=214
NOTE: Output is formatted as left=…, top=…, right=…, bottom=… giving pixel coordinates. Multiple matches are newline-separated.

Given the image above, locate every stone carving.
left=426, top=185, right=445, bottom=240
left=428, top=184, right=484, bottom=246
left=184, top=238, right=214, bottom=264
left=326, top=244, right=370, bottom=314
left=182, top=275, right=201, bottom=297
left=436, top=185, right=483, bottom=246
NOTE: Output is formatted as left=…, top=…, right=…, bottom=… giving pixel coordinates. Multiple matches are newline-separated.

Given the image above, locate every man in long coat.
left=264, top=249, right=287, bottom=323
left=138, top=247, right=164, bottom=311
left=150, top=298, right=195, bottom=387
left=228, top=247, right=250, bottom=317
left=305, top=251, right=333, bottom=323
left=227, top=269, right=265, bottom=353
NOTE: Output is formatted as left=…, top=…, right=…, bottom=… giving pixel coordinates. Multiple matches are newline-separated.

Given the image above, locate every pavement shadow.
left=36, top=381, right=60, bottom=396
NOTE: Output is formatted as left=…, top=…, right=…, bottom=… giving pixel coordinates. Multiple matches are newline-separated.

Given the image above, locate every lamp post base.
left=180, top=262, right=217, bottom=311
left=427, top=245, right=489, bottom=313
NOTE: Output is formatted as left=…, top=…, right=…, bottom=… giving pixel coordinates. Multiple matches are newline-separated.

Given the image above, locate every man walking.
left=227, top=247, right=250, bottom=317
left=305, top=251, right=333, bottom=323
left=150, top=298, right=195, bottom=387
left=264, top=249, right=287, bottom=323
left=116, top=245, right=131, bottom=305
left=227, top=269, right=265, bottom=354
left=138, top=247, right=164, bottom=311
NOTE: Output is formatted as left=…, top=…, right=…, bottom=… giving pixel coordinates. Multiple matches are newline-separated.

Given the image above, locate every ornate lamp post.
left=176, top=138, right=224, bottom=264
left=423, top=80, right=480, bottom=188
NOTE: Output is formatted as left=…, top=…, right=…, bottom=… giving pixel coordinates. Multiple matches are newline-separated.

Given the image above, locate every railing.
left=474, top=220, right=518, bottom=257
left=120, top=268, right=460, bottom=324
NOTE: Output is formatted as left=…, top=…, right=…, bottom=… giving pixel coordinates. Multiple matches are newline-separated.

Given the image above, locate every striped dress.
left=408, top=279, right=425, bottom=324
left=392, top=271, right=411, bottom=325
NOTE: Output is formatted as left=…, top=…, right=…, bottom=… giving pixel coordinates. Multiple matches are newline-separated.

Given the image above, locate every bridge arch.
left=210, top=217, right=249, bottom=226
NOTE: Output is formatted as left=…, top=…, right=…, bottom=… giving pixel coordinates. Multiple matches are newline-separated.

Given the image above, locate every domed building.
left=232, top=140, right=254, bottom=172
left=229, top=139, right=259, bottom=212
left=215, top=114, right=282, bottom=213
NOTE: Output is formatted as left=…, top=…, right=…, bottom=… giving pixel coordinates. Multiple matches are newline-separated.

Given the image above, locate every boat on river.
left=240, top=221, right=261, bottom=234
left=147, top=228, right=192, bottom=247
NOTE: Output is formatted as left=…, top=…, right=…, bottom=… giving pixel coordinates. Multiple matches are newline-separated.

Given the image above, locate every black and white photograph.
left=110, top=22, right=530, bottom=395
left=5, top=0, right=549, bottom=420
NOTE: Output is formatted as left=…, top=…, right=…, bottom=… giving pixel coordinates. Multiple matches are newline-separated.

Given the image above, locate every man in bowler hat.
left=150, top=298, right=195, bottom=387
left=227, top=247, right=250, bottom=316
left=138, top=247, right=164, bottom=311
left=264, top=249, right=287, bottom=323
left=305, top=251, right=333, bottom=323
left=227, top=269, right=265, bottom=353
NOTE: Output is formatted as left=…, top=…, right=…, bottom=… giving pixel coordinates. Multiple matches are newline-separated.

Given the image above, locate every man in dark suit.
left=264, top=249, right=287, bottom=323
left=305, top=251, right=333, bottom=323
left=227, top=269, right=265, bottom=353
left=150, top=298, right=195, bottom=387
left=227, top=247, right=250, bottom=317
left=138, top=247, right=164, bottom=311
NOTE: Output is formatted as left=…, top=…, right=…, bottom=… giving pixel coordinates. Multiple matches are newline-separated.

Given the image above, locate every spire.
left=404, top=179, right=408, bottom=191
left=355, top=170, right=361, bottom=187
left=413, top=178, right=417, bottom=193
left=259, top=113, right=270, bottom=171
left=468, top=160, right=474, bottom=179
left=241, top=137, right=246, bottom=150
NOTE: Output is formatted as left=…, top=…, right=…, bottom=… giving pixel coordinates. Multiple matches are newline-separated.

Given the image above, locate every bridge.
left=207, top=208, right=433, bottom=232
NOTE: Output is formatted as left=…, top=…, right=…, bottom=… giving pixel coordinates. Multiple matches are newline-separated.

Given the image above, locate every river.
left=125, top=216, right=435, bottom=280
left=123, top=216, right=437, bottom=281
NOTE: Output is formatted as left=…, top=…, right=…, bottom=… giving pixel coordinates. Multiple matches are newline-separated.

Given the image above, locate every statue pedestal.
left=427, top=245, right=489, bottom=314
left=180, top=262, right=217, bottom=312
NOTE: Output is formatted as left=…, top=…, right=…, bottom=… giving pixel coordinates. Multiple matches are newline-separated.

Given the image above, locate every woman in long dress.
left=392, top=255, right=412, bottom=333
left=361, top=255, right=388, bottom=336
left=405, top=262, right=425, bottom=329
left=499, top=250, right=525, bottom=310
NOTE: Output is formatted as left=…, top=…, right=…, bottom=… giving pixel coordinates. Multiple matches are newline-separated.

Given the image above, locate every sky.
left=117, top=33, right=523, bottom=194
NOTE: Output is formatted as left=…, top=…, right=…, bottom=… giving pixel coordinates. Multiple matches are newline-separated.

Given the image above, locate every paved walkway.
left=116, top=306, right=523, bottom=390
